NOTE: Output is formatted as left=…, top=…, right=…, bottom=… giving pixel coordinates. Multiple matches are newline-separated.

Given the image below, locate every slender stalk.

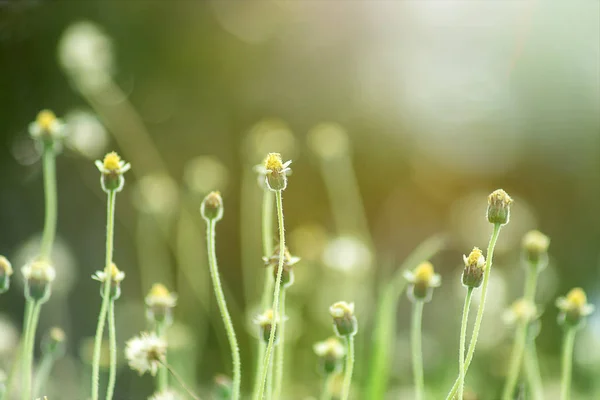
left=341, top=336, right=355, bottom=400
left=502, top=266, right=539, bottom=399
left=91, top=190, right=117, bottom=400
left=22, top=300, right=42, bottom=400
left=445, top=223, right=502, bottom=399
left=39, top=144, right=57, bottom=261
left=206, top=219, right=241, bottom=400
left=156, top=321, right=168, bottom=392
left=560, top=328, right=576, bottom=400
left=265, top=352, right=274, bottom=400
left=411, top=301, right=425, bottom=400
left=255, top=190, right=286, bottom=400
left=273, top=289, right=286, bottom=400
left=320, top=375, right=334, bottom=400
left=458, top=287, right=474, bottom=400
left=33, top=350, right=56, bottom=397
left=524, top=340, right=544, bottom=400
left=162, top=362, right=201, bottom=400
left=105, top=301, right=117, bottom=400
left=252, top=190, right=275, bottom=400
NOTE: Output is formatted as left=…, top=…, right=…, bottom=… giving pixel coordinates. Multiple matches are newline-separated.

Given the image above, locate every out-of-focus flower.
left=29, top=110, right=66, bottom=145
left=556, top=288, right=595, bottom=328
left=92, top=262, right=125, bottom=300
left=322, top=236, right=372, bottom=274
left=522, top=230, right=550, bottom=266
left=307, top=122, right=350, bottom=160
left=329, top=301, right=358, bottom=337
left=145, top=284, right=178, bottom=326
left=183, top=156, right=229, bottom=195
left=22, top=260, right=56, bottom=302
left=0, top=315, right=19, bottom=356
left=404, top=261, right=441, bottom=303
left=125, top=332, right=167, bottom=376
left=313, top=337, right=346, bottom=375
left=0, top=256, right=12, bottom=294
left=132, top=174, right=179, bottom=216
left=503, top=298, right=538, bottom=326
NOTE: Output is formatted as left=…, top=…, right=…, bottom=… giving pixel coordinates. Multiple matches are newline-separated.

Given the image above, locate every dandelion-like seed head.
left=556, top=287, right=595, bottom=328
left=329, top=301, right=357, bottom=337
left=487, top=189, right=513, bottom=225
left=522, top=230, right=550, bottom=266
left=125, top=332, right=166, bottom=376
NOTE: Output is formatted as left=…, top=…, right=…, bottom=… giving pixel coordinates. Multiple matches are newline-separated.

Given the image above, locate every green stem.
left=265, top=351, right=274, bottom=400
left=206, top=219, right=241, bottom=400
left=40, top=144, right=57, bottom=260
left=273, top=289, right=286, bottom=400
left=458, top=287, right=474, bottom=400
left=320, top=375, right=333, bottom=400
left=445, top=223, right=502, bottom=400
left=341, top=336, right=355, bottom=400
left=91, top=189, right=117, bottom=400
left=411, top=301, right=424, bottom=400
left=156, top=321, right=169, bottom=392
left=33, top=351, right=56, bottom=397
left=106, top=300, right=117, bottom=400
left=162, top=362, right=201, bottom=400
left=253, top=190, right=275, bottom=400
left=255, top=190, right=286, bottom=400
left=22, top=300, right=42, bottom=400
left=560, top=328, right=577, bottom=400
left=524, top=340, right=544, bottom=400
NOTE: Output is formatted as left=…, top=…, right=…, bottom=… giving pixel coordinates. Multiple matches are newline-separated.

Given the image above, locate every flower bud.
left=254, top=309, right=281, bottom=344
left=462, top=247, right=485, bottom=288
left=42, top=327, right=66, bottom=358
left=22, top=260, right=56, bottom=303
left=556, top=288, right=595, bottom=328
left=145, top=283, right=178, bottom=326
left=212, top=374, right=233, bottom=400
left=92, top=263, right=125, bottom=300
left=94, top=152, right=131, bottom=193
left=0, top=256, right=13, bottom=294
left=262, top=153, right=292, bottom=192
left=329, top=301, right=358, bottom=337
left=29, top=110, right=66, bottom=148
left=486, top=189, right=513, bottom=225
left=200, top=191, right=224, bottom=222
left=264, top=246, right=300, bottom=289
left=313, top=337, right=346, bottom=375
left=503, top=298, right=538, bottom=326
left=403, top=261, right=441, bottom=303
left=522, top=230, right=550, bottom=267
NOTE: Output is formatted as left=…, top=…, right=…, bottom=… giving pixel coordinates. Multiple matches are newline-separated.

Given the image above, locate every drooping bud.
left=522, top=230, right=550, bottom=267
left=486, top=189, right=513, bottom=225
left=556, top=288, right=595, bottom=328
left=329, top=301, right=358, bottom=337
left=22, top=260, right=56, bottom=303
left=403, top=261, right=441, bottom=303
left=94, top=151, right=131, bottom=193
left=313, top=337, right=346, bottom=375
left=262, top=153, right=292, bottom=192
left=92, top=262, right=125, bottom=300
left=462, top=247, right=485, bottom=288
left=0, top=256, right=13, bottom=294
left=200, top=191, right=224, bottom=222
left=145, top=283, right=178, bottom=326
left=264, top=246, right=300, bottom=288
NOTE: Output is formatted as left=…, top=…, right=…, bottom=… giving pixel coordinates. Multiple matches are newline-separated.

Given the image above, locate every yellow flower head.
left=149, top=283, right=170, bottom=299
left=566, top=288, right=587, bottom=309
left=37, top=110, right=57, bottom=131
left=465, top=247, right=485, bottom=269
left=264, top=153, right=284, bottom=173
left=488, top=189, right=513, bottom=208
left=49, top=327, right=66, bottom=343
left=556, top=287, right=595, bottom=327
left=505, top=298, right=537, bottom=324
left=103, top=152, right=122, bottom=171
left=414, top=261, right=435, bottom=283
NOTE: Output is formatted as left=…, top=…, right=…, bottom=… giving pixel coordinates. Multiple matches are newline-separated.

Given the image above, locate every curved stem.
left=40, top=144, right=57, bottom=260
left=458, top=288, right=474, bottom=400
left=341, top=336, right=355, bottom=400
left=273, top=289, right=286, bottom=400
left=445, top=223, right=502, bottom=399
left=560, top=328, right=576, bottom=400
left=206, top=219, right=241, bottom=400
left=411, top=301, right=424, bottom=400
left=106, top=301, right=117, bottom=400
left=33, top=350, right=56, bottom=397
left=22, top=300, right=42, bottom=400
left=91, top=190, right=117, bottom=400
left=255, top=190, right=286, bottom=400
left=162, top=362, right=201, bottom=400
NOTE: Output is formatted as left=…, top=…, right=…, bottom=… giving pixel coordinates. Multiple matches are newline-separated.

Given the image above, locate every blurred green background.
left=0, top=1, right=599, bottom=399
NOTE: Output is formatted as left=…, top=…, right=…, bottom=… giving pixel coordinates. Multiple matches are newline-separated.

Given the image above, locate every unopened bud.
left=487, top=189, right=513, bottom=225
left=313, top=337, right=346, bottom=375
left=462, top=248, right=485, bottom=288
left=522, top=230, right=550, bottom=267
left=404, top=261, right=441, bottom=302
left=329, top=301, right=358, bottom=337
left=22, top=260, right=56, bottom=302
left=42, top=327, right=66, bottom=357
left=200, top=191, right=224, bottom=222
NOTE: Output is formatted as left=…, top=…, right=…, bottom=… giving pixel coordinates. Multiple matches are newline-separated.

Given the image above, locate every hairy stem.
left=341, top=336, right=355, bottom=400
left=22, top=300, right=42, bottom=400
left=560, top=328, right=576, bottom=400
left=40, top=144, right=57, bottom=260
left=411, top=301, right=424, bottom=400
left=206, top=219, right=241, bottom=400
left=524, top=340, right=544, bottom=400
left=458, top=287, right=474, bottom=400
left=106, top=301, right=117, bottom=400
left=273, top=289, right=286, bottom=399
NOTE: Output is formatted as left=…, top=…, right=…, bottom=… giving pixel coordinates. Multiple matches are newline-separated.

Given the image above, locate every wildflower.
left=404, top=261, right=441, bottom=303
left=0, top=256, right=12, bottom=294
left=556, top=288, right=595, bottom=328
left=212, top=374, right=233, bottom=400
left=264, top=246, right=300, bottom=288
left=503, top=298, right=538, bottom=326
left=254, top=309, right=282, bottom=344
left=148, top=390, right=182, bottom=400
left=29, top=110, right=66, bottom=144
left=22, top=260, right=56, bottom=302
left=329, top=301, right=358, bottom=337
left=522, top=230, right=550, bottom=266
left=125, top=332, right=167, bottom=376
left=261, top=153, right=292, bottom=192
left=95, top=151, right=131, bottom=192
left=200, top=191, right=224, bottom=222
left=486, top=189, right=513, bottom=225
left=313, top=337, right=346, bottom=375
left=145, top=283, right=178, bottom=326
left=462, top=247, right=485, bottom=288
left=92, top=262, right=125, bottom=300
left=42, top=327, right=66, bottom=357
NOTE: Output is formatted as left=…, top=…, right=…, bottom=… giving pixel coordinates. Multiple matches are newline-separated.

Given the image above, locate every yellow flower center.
left=264, top=309, right=274, bottom=322
left=466, top=247, right=484, bottom=268
left=103, top=152, right=122, bottom=171
left=108, top=262, right=122, bottom=280
left=567, top=288, right=587, bottom=308
left=264, top=153, right=284, bottom=172
left=149, top=283, right=170, bottom=299
left=36, top=110, right=57, bottom=131
left=414, top=261, right=435, bottom=283
left=522, top=230, right=550, bottom=253
left=488, top=189, right=513, bottom=207
left=50, top=327, right=66, bottom=343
